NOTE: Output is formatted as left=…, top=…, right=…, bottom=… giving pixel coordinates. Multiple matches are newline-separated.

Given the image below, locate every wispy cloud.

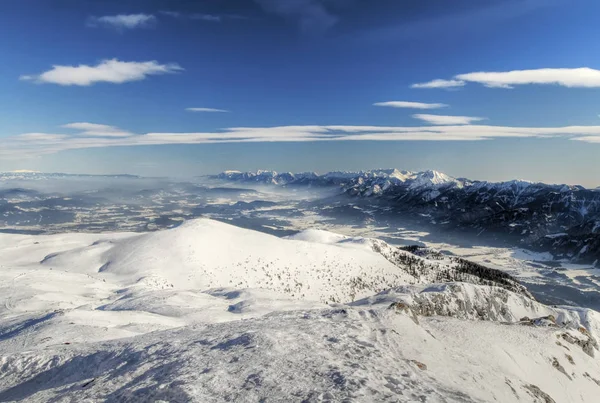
left=186, top=108, right=230, bottom=113
left=4, top=122, right=600, bottom=159
left=573, top=136, right=600, bottom=143
left=20, top=59, right=183, bottom=86
left=374, top=101, right=448, bottom=110
left=412, top=114, right=486, bottom=125
left=87, top=14, right=157, bottom=30
left=410, top=79, right=466, bottom=89
left=62, top=123, right=134, bottom=137
left=15, top=133, right=68, bottom=141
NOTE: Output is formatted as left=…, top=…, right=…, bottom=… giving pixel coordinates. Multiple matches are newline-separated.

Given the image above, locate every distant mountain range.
left=0, top=171, right=140, bottom=180
left=215, top=169, right=600, bottom=265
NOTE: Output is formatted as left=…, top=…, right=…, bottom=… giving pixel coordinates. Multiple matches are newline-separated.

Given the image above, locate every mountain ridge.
left=215, top=169, right=600, bottom=265
left=213, top=168, right=595, bottom=189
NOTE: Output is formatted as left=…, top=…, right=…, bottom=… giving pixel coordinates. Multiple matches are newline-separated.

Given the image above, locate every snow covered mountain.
left=215, top=169, right=600, bottom=265
left=215, top=168, right=462, bottom=189
left=1, top=218, right=599, bottom=401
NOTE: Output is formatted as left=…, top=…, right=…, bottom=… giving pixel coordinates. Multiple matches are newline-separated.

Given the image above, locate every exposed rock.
left=410, top=360, right=427, bottom=370
left=559, top=331, right=598, bottom=358
left=565, top=354, right=575, bottom=365
left=523, top=384, right=556, bottom=403
left=584, top=372, right=600, bottom=387
left=551, top=357, right=571, bottom=380
left=519, top=315, right=559, bottom=328
left=408, top=284, right=527, bottom=322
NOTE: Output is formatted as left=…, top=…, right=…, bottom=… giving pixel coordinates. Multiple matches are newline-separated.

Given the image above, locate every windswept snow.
left=1, top=218, right=599, bottom=402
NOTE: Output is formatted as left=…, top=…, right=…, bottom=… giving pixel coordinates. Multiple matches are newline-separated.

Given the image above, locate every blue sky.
left=1, top=0, right=600, bottom=186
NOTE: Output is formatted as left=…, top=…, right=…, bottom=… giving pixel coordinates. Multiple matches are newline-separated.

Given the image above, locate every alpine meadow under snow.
left=1, top=218, right=599, bottom=402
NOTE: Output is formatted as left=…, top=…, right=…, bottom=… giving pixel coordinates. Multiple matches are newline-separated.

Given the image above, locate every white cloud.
left=87, top=14, right=157, bottom=30
left=373, top=101, right=448, bottom=110
left=412, top=114, right=486, bottom=125
left=410, top=79, right=466, bottom=89
left=20, top=59, right=183, bottom=86
left=6, top=122, right=600, bottom=159
left=62, top=123, right=134, bottom=137
left=186, top=108, right=230, bottom=113
left=455, top=68, right=600, bottom=88
left=417, top=68, right=600, bottom=90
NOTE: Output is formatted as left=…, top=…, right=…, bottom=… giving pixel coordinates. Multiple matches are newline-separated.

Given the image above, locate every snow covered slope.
left=2, top=303, right=600, bottom=402
left=1, top=219, right=599, bottom=402
left=37, top=219, right=417, bottom=303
